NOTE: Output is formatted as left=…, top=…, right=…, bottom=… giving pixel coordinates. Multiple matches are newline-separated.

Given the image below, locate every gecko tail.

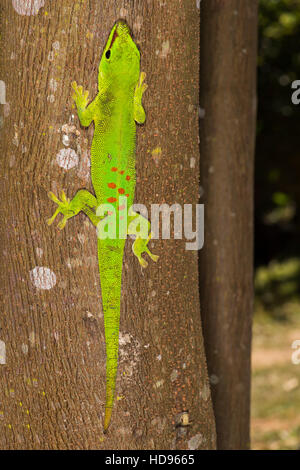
left=98, top=239, right=124, bottom=434
left=103, top=369, right=116, bottom=433
left=103, top=406, right=113, bottom=433
left=103, top=354, right=118, bottom=433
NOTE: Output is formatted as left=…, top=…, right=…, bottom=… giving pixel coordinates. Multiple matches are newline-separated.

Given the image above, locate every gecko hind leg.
left=47, top=189, right=100, bottom=229
left=128, top=211, right=159, bottom=268
left=132, top=233, right=159, bottom=268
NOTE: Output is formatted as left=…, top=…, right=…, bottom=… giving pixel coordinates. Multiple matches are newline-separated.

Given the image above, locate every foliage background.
left=253, top=0, right=300, bottom=449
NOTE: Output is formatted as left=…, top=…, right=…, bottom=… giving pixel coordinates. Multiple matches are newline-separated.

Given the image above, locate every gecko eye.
left=106, top=50, right=111, bottom=59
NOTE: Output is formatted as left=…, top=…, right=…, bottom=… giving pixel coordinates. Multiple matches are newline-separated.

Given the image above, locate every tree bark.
left=0, top=0, right=216, bottom=449
left=199, top=0, right=257, bottom=450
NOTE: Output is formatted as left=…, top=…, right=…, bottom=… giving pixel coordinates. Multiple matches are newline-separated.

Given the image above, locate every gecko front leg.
left=47, top=189, right=101, bottom=229
left=72, top=81, right=98, bottom=127
left=134, top=72, right=147, bottom=124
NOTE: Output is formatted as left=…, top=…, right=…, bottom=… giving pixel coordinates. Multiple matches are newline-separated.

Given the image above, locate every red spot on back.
left=125, top=194, right=129, bottom=198
left=111, top=167, right=118, bottom=172
left=108, top=182, right=116, bottom=189
left=107, top=197, right=117, bottom=203
left=119, top=170, right=125, bottom=175
left=118, top=188, right=125, bottom=194
left=126, top=175, right=131, bottom=181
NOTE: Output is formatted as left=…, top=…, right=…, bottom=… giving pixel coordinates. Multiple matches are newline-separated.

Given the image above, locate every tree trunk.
left=0, top=0, right=216, bottom=449
left=199, top=0, right=257, bottom=450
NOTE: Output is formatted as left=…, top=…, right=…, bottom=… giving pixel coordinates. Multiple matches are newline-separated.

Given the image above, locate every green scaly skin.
left=47, top=21, right=158, bottom=432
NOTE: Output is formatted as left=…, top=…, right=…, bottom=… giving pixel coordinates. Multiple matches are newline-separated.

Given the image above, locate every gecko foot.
left=134, top=72, right=147, bottom=124
left=47, top=190, right=75, bottom=230
left=136, top=72, right=148, bottom=96
left=71, top=81, right=90, bottom=109
left=132, top=232, right=159, bottom=268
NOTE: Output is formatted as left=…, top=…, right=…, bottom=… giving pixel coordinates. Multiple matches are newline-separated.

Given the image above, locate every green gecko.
left=47, top=20, right=158, bottom=432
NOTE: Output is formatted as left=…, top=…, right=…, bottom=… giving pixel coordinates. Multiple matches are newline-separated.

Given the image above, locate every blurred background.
left=252, top=0, right=300, bottom=450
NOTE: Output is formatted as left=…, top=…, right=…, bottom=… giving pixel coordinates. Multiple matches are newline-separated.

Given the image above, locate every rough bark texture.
left=199, top=0, right=257, bottom=450
left=0, top=0, right=216, bottom=449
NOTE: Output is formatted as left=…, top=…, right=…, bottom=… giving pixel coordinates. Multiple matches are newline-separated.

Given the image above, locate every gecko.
left=47, top=20, right=158, bottom=432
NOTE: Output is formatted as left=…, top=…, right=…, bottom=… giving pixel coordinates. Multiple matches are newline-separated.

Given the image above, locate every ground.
left=251, top=301, right=300, bottom=450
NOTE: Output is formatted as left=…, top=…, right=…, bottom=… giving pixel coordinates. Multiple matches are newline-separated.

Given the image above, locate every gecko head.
left=99, top=20, right=140, bottom=89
